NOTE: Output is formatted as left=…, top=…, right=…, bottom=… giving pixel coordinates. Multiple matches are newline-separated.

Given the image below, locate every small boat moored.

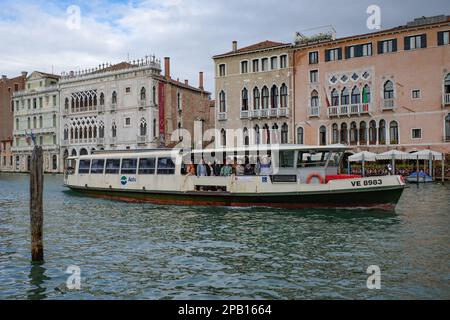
left=64, top=144, right=407, bottom=210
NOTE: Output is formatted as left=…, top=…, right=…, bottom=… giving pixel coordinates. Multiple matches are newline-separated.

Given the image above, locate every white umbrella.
left=376, top=150, right=409, bottom=160
left=409, top=150, right=443, bottom=160
left=349, top=151, right=377, bottom=162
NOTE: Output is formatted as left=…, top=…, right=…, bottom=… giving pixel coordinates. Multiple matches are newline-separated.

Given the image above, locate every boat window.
left=91, top=159, right=105, bottom=174
left=327, top=152, right=342, bottom=167
left=78, top=159, right=91, bottom=174
left=297, top=152, right=328, bottom=167
left=121, top=158, right=138, bottom=175
left=138, top=158, right=156, bottom=174
left=279, top=150, right=295, bottom=168
left=105, top=159, right=120, bottom=174
left=157, top=157, right=175, bottom=175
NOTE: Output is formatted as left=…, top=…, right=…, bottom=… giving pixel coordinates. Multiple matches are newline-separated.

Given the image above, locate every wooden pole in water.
left=30, top=146, right=44, bottom=262
left=442, top=153, right=445, bottom=183
left=416, top=155, right=420, bottom=184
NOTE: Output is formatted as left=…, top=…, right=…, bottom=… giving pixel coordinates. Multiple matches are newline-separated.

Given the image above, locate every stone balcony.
left=217, top=112, right=227, bottom=121
left=308, top=106, right=320, bottom=117
left=240, top=107, right=290, bottom=120
left=13, top=127, right=57, bottom=136
left=327, top=103, right=372, bottom=118
left=137, top=135, right=148, bottom=144
left=381, top=99, right=395, bottom=110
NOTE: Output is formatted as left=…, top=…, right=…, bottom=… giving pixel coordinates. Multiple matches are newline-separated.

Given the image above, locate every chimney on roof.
left=21, top=71, right=28, bottom=77
left=184, top=79, right=189, bottom=86
left=198, top=72, right=204, bottom=90
left=232, top=40, right=238, bottom=52
left=164, top=57, right=170, bottom=80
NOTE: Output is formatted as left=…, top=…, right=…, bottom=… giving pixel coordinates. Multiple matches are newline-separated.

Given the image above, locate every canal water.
left=0, top=173, right=449, bottom=300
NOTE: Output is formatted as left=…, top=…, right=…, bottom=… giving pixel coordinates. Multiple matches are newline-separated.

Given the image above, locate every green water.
left=0, top=173, right=449, bottom=299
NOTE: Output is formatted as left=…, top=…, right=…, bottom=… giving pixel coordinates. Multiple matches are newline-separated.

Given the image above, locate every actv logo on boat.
left=120, top=176, right=136, bottom=186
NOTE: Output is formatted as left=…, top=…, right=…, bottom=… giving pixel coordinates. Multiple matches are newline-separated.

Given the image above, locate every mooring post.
left=30, top=146, right=44, bottom=262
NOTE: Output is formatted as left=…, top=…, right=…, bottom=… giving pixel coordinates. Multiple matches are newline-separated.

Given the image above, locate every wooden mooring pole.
left=30, top=146, right=44, bottom=262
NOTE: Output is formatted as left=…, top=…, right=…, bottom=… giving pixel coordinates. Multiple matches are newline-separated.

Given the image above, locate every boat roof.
left=70, top=144, right=348, bottom=160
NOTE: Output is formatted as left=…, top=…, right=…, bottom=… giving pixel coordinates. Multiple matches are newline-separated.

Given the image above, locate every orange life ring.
left=306, top=173, right=325, bottom=184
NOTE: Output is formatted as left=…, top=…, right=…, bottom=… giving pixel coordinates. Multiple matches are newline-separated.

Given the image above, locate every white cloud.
left=0, top=0, right=448, bottom=94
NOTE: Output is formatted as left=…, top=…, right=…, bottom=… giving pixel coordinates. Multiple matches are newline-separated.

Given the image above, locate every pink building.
left=292, top=15, right=450, bottom=155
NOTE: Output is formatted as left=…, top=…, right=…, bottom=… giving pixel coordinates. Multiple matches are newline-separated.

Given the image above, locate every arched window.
left=153, top=118, right=157, bottom=137
left=263, top=124, right=270, bottom=144
left=350, top=121, right=358, bottom=145
left=369, top=120, right=377, bottom=145
left=379, top=120, right=386, bottom=145
left=362, top=85, right=371, bottom=103
left=384, top=81, right=394, bottom=99
left=112, top=91, right=117, bottom=104
left=27, top=117, right=31, bottom=129
left=219, top=91, right=226, bottom=112
left=272, top=123, right=279, bottom=144
left=331, top=89, right=339, bottom=106
left=341, top=87, right=349, bottom=105
left=140, top=87, right=146, bottom=101
left=64, top=98, right=69, bottom=110
left=280, top=84, right=288, bottom=108
left=64, top=127, right=69, bottom=140
left=53, top=114, right=57, bottom=127
left=445, top=114, right=450, bottom=141
left=261, top=86, right=269, bottom=109
left=16, top=118, right=19, bottom=130
left=359, top=121, right=367, bottom=145
left=254, top=125, right=261, bottom=145
left=241, top=88, right=248, bottom=111
left=340, top=123, right=348, bottom=144
left=140, top=119, right=147, bottom=136
left=71, top=97, right=75, bottom=111
left=33, top=117, right=37, bottom=129
left=270, top=85, right=279, bottom=108
left=71, top=149, right=77, bottom=157
left=389, top=121, right=399, bottom=144
left=112, top=122, right=117, bottom=138
left=281, top=123, right=288, bottom=144
left=39, top=116, right=43, bottom=128
left=332, top=123, right=339, bottom=144
left=311, top=90, right=319, bottom=107
left=243, top=127, right=249, bottom=146
left=152, top=86, right=157, bottom=104
left=99, top=122, right=105, bottom=138
left=253, top=87, right=260, bottom=110
left=351, top=86, right=361, bottom=104
left=220, top=128, right=226, bottom=146
left=52, top=155, right=58, bottom=170
left=80, top=148, right=88, bottom=156
left=319, top=126, right=327, bottom=146
left=297, top=127, right=304, bottom=144
left=99, top=93, right=105, bottom=105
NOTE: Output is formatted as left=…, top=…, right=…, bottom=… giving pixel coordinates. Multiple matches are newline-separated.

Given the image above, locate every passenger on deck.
left=254, top=157, right=261, bottom=175
left=213, top=161, right=222, bottom=176
left=197, top=159, right=208, bottom=177
left=206, top=162, right=214, bottom=176
left=235, top=160, right=245, bottom=176
left=186, top=161, right=196, bottom=176
left=244, top=161, right=254, bottom=176
left=260, top=156, right=272, bottom=175
left=220, top=161, right=233, bottom=176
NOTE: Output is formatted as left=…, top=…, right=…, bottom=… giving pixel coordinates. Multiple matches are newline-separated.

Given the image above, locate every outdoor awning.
left=348, top=151, right=377, bottom=162
left=376, top=150, right=410, bottom=160
left=408, top=150, right=444, bottom=160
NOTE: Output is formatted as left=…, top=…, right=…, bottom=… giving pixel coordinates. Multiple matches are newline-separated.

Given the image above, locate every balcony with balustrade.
left=239, top=108, right=290, bottom=120
left=308, top=106, right=320, bottom=118
left=217, top=112, right=227, bottom=121
left=137, top=135, right=148, bottom=144
left=327, top=103, right=372, bottom=118
left=381, top=99, right=395, bottom=110
left=444, top=93, right=450, bottom=106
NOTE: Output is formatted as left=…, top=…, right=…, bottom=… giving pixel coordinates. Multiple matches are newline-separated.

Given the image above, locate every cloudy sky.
left=0, top=0, right=448, bottom=93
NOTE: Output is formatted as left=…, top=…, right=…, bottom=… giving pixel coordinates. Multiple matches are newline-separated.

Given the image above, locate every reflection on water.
left=0, top=173, right=449, bottom=299
left=27, top=262, right=49, bottom=300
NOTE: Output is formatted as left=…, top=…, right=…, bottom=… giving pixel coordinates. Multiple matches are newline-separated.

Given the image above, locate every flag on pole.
left=323, top=87, right=330, bottom=107
left=362, top=86, right=369, bottom=112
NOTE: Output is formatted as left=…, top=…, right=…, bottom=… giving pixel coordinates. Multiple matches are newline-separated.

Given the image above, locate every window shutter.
left=345, top=46, right=350, bottom=59
left=392, top=39, right=398, bottom=52
left=421, top=34, right=427, bottom=48
left=325, top=50, right=330, bottom=62
left=377, top=41, right=383, bottom=54
left=404, top=37, right=410, bottom=50
left=337, top=48, right=342, bottom=60
left=437, top=31, right=444, bottom=46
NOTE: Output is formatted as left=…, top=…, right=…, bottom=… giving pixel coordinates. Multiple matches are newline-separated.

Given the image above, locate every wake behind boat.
left=64, top=144, right=406, bottom=210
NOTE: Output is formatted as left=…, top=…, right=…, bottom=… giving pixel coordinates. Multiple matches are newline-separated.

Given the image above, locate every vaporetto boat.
left=64, top=144, right=406, bottom=210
